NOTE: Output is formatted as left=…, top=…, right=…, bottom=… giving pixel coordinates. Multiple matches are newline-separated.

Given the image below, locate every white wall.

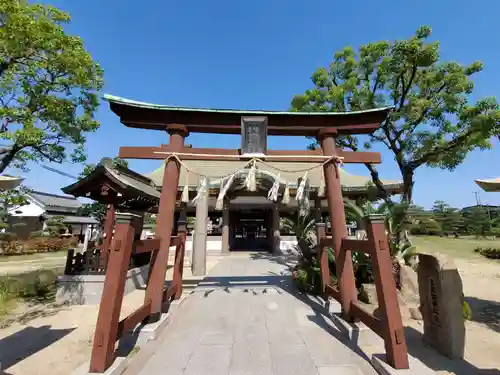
left=7, top=198, right=44, bottom=217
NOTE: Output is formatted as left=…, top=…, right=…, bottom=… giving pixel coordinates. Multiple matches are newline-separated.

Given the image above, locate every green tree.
left=465, top=206, right=491, bottom=237
left=431, top=200, right=464, bottom=234
left=292, top=26, right=500, bottom=204
left=0, top=184, right=30, bottom=240
left=78, top=157, right=128, bottom=223
left=0, top=0, right=104, bottom=173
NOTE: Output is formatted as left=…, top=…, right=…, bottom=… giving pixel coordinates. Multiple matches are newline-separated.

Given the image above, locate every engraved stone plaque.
left=241, top=116, right=268, bottom=156
left=417, top=253, right=465, bottom=359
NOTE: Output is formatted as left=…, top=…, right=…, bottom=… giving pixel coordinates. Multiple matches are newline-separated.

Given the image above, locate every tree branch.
left=398, top=64, right=417, bottom=109
left=410, top=130, right=474, bottom=169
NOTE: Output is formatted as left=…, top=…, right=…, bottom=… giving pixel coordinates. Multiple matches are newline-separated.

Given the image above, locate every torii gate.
left=89, top=95, right=409, bottom=372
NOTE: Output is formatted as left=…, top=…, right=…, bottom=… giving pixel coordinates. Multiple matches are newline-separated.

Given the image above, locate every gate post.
left=317, top=128, right=357, bottom=321
left=145, top=124, right=188, bottom=321
left=366, top=214, right=409, bottom=369
left=99, top=203, right=116, bottom=269
left=89, top=213, right=137, bottom=373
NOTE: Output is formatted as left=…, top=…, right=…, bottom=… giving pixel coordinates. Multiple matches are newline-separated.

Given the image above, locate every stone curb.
left=371, top=354, right=435, bottom=375
left=70, top=296, right=189, bottom=375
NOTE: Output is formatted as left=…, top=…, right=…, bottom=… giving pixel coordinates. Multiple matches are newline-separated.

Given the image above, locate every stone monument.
left=417, top=253, right=465, bottom=359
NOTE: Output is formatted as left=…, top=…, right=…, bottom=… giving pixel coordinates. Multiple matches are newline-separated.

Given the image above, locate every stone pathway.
left=131, top=253, right=378, bottom=375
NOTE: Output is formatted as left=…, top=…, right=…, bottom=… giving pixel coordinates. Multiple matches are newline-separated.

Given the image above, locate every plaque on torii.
left=241, top=116, right=267, bottom=157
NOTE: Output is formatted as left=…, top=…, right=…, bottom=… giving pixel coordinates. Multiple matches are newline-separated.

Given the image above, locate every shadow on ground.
left=404, top=326, right=500, bottom=375
left=464, top=296, right=500, bottom=334
left=248, top=251, right=299, bottom=270
left=176, top=257, right=500, bottom=375
left=0, top=325, right=75, bottom=370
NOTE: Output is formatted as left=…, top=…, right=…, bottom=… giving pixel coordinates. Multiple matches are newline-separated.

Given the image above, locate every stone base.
left=56, top=265, right=149, bottom=305
left=331, top=313, right=383, bottom=347
left=71, top=357, right=127, bottom=375
left=128, top=310, right=172, bottom=347
left=371, top=354, right=434, bottom=375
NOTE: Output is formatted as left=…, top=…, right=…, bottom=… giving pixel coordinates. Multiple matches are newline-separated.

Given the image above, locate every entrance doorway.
left=230, top=208, right=271, bottom=252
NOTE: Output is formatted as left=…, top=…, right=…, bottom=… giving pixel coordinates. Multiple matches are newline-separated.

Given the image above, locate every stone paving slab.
left=134, top=254, right=377, bottom=375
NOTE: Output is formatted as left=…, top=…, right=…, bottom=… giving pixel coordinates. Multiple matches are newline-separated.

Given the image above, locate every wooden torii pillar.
left=317, top=128, right=357, bottom=320
left=144, top=124, right=188, bottom=321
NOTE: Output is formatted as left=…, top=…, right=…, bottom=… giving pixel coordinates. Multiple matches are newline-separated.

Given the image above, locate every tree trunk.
left=0, top=145, right=20, bottom=174
left=401, top=167, right=415, bottom=204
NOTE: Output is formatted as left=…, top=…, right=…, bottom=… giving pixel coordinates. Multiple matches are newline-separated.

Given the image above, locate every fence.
left=64, top=247, right=152, bottom=275
left=316, top=214, right=409, bottom=369
left=88, top=213, right=187, bottom=373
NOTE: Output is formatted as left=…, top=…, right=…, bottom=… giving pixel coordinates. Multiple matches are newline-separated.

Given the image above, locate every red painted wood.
left=144, top=126, right=187, bottom=320
left=366, top=217, right=409, bottom=369
left=89, top=215, right=135, bottom=373
left=318, top=130, right=358, bottom=321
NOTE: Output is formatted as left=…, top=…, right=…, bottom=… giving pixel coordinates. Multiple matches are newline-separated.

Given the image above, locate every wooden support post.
left=317, top=128, right=357, bottom=321
left=173, top=204, right=187, bottom=300
left=366, top=214, right=409, bottom=369
left=144, top=125, right=188, bottom=321
left=314, top=195, right=329, bottom=293
left=100, top=204, right=116, bottom=269
left=89, top=213, right=137, bottom=373
left=64, top=249, right=75, bottom=275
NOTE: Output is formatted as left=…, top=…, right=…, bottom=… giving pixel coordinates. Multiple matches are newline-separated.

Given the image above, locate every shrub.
left=3, top=269, right=61, bottom=301
left=462, top=300, right=472, bottom=320
left=474, top=247, right=500, bottom=260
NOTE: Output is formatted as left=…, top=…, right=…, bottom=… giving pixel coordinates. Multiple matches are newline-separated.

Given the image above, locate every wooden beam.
left=338, top=150, right=381, bottom=164
left=134, top=239, right=161, bottom=254
left=118, top=146, right=381, bottom=164
left=115, top=302, right=151, bottom=339
left=341, top=238, right=373, bottom=255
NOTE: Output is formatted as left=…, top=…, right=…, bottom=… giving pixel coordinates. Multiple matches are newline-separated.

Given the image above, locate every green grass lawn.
left=412, top=235, right=500, bottom=260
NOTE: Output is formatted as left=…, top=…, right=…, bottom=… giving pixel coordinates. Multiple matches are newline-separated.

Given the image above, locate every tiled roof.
left=146, top=160, right=403, bottom=192
left=29, top=191, right=82, bottom=210
left=46, top=215, right=99, bottom=225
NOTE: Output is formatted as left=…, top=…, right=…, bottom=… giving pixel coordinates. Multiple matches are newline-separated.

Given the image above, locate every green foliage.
left=431, top=200, right=464, bottom=234
left=462, top=300, right=472, bottom=320
left=0, top=185, right=29, bottom=242
left=281, top=212, right=316, bottom=240
left=474, top=246, right=500, bottom=259
left=410, top=217, right=443, bottom=236
left=0, top=0, right=104, bottom=173
left=0, top=268, right=60, bottom=309
left=465, top=207, right=492, bottom=237
left=292, top=26, right=500, bottom=204
left=78, top=157, right=129, bottom=223
left=293, top=247, right=336, bottom=295
left=44, top=215, right=67, bottom=235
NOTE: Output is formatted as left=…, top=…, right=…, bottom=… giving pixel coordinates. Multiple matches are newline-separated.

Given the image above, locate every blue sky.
left=15, top=0, right=500, bottom=208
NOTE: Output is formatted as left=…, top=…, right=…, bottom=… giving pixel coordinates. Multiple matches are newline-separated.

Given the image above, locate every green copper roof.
left=103, top=94, right=394, bottom=116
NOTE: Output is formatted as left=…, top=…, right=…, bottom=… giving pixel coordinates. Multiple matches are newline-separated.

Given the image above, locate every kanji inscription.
left=241, top=116, right=267, bottom=155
